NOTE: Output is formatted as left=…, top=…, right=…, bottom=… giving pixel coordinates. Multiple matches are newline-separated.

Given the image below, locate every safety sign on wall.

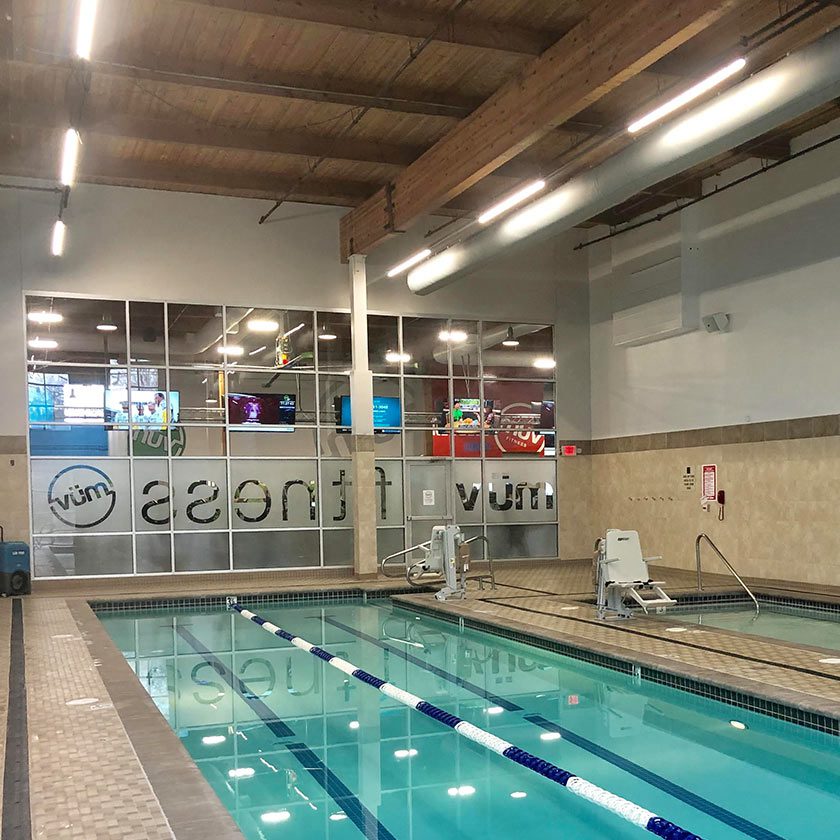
left=422, top=489, right=435, bottom=506
left=701, top=464, right=717, bottom=501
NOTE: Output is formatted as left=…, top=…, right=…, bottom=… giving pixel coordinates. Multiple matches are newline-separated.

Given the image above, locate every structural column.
left=348, top=253, right=378, bottom=576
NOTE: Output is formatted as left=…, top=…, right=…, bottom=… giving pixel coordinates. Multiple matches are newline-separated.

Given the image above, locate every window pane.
left=28, top=365, right=129, bottom=425
left=483, top=380, right=554, bottom=457
left=368, top=315, right=400, bottom=374
left=403, top=377, right=447, bottom=428
left=482, top=322, right=554, bottom=379
left=26, top=295, right=127, bottom=365
left=167, top=303, right=224, bottom=367
left=449, top=320, right=479, bottom=377
left=30, top=458, right=131, bottom=534
left=404, top=429, right=447, bottom=457
left=133, top=459, right=170, bottom=532
left=454, top=461, right=482, bottom=524
left=174, top=533, right=229, bottom=571
left=230, top=459, right=317, bottom=529
left=318, top=375, right=350, bottom=426
left=229, top=428, right=317, bottom=457
left=323, top=529, right=353, bottom=566
left=485, top=460, right=556, bottom=523
left=227, top=369, right=315, bottom=426
left=170, top=426, right=226, bottom=457
left=486, top=524, right=557, bottom=559
left=232, top=531, right=319, bottom=570
left=171, top=459, right=228, bottom=530
left=223, top=307, right=314, bottom=369
left=316, top=312, right=351, bottom=371
left=29, top=426, right=128, bottom=457
left=169, top=369, right=225, bottom=423
left=401, top=317, right=448, bottom=376
left=136, top=533, right=172, bottom=573
left=33, top=534, right=133, bottom=576
left=129, top=301, right=166, bottom=366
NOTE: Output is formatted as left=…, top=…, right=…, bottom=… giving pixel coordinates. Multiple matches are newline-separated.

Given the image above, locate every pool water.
left=100, top=600, right=840, bottom=840
left=673, top=603, right=840, bottom=651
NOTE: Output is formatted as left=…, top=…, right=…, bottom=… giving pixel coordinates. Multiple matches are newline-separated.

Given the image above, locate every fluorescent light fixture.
left=28, top=337, right=58, bottom=350
left=282, top=322, right=305, bottom=339
left=228, top=767, right=255, bottom=779
left=439, top=329, right=467, bottom=343
left=217, top=345, right=244, bottom=356
left=28, top=311, right=63, bottom=325
left=247, top=318, right=279, bottom=333
left=502, top=326, right=519, bottom=347
left=532, top=357, right=556, bottom=369
left=348, top=720, right=360, bottom=730
left=385, top=350, right=411, bottom=364
left=201, top=735, right=226, bottom=746
left=60, top=129, right=81, bottom=187
left=248, top=345, right=267, bottom=356
left=394, top=748, right=418, bottom=759
left=261, top=811, right=291, bottom=824
left=510, top=791, right=527, bottom=799
left=486, top=706, right=504, bottom=715
left=387, top=248, right=432, bottom=278
left=628, top=57, right=747, bottom=134
left=51, top=219, right=66, bottom=256
left=75, top=0, right=98, bottom=60
left=478, top=179, right=546, bottom=224
left=318, top=326, right=337, bottom=341
left=329, top=812, right=348, bottom=822
left=729, top=720, right=747, bottom=731
left=539, top=731, right=562, bottom=742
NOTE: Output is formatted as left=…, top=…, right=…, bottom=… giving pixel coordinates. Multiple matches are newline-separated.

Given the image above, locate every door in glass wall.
left=406, top=461, right=452, bottom=547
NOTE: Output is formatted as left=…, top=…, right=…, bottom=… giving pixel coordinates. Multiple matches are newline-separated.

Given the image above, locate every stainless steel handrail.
left=695, top=533, right=760, bottom=615
left=380, top=541, right=432, bottom=578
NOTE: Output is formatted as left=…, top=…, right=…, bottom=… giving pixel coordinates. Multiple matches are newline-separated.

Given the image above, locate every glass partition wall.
left=25, top=295, right=558, bottom=577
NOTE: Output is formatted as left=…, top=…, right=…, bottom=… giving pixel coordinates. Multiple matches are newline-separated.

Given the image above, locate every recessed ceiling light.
left=28, top=337, right=58, bottom=350
left=532, top=357, right=556, bottom=369
left=217, top=345, right=244, bottom=356
left=247, top=318, right=279, bottom=333
left=28, top=311, right=63, bottom=325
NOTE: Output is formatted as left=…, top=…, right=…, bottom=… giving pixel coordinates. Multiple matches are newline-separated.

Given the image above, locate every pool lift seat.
left=595, top=529, right=676, bottom=619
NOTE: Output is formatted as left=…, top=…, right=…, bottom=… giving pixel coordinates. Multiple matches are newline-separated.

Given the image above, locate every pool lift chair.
left=381, top=525, right=494, bottom=601
left=594, top=529, right=676, bottom=619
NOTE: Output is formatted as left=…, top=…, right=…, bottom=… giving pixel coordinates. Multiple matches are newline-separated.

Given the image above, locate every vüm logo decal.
left=47, top=464, right=117, bottom=529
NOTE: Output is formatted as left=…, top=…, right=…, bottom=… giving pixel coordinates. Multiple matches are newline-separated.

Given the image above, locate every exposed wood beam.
left=175, top=0, right=558, bottom=56
left=0, top=151, right=377, bottom=206
left=338, top=0, right=744, bottom=260
left=15, top=52, right=482, bottom=119
left=6, top=101, right=425, bottom=168
left=734, top=137, right=790, bottom=161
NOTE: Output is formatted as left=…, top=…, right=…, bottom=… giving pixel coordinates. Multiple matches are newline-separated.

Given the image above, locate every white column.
left=348, top=254, right=378, bottom=575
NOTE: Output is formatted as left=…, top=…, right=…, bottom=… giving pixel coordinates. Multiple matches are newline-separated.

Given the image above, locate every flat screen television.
left=105, top=388, right=180, bottom=424
left=339, top=395, right=400, bottom=432
left=228, top=393, right=296, bottom=429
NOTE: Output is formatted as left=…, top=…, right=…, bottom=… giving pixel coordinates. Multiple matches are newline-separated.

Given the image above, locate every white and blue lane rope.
left=229, top=601, right=701, bottom=840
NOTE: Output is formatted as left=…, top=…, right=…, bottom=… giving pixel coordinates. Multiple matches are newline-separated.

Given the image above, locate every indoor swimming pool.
left=99, top=598, right=840, bottom=840
left=672, top=601, right=840, bottom=651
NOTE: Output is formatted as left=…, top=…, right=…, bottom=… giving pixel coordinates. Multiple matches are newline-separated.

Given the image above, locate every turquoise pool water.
left=100, top=600, right=840, bottom=840
left=673, top=603, right=840, bottom=650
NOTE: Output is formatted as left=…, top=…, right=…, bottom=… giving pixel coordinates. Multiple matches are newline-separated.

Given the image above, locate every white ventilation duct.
left=407, top=27, right=840, bottom=295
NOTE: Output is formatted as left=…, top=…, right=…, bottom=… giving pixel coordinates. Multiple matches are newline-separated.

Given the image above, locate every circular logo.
left=47, top=464, right=117, bottom=529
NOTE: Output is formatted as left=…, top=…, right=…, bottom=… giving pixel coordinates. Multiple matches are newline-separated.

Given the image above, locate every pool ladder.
left=695, top=533, right=760, bottom=615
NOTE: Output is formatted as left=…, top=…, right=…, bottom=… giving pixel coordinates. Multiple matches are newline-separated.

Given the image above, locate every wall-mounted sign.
left=701, top=464, right=717, bottom=501
left=422, top=489, right=435, bottom=506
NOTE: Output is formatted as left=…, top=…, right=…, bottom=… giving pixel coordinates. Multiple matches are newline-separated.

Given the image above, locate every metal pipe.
left=407, top=26, right=840, bottom=295
left=695, top=533, right=760, bottom=615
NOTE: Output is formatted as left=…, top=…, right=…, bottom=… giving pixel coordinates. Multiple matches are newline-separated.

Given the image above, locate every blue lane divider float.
left=228, top=600, right=702, bottom=840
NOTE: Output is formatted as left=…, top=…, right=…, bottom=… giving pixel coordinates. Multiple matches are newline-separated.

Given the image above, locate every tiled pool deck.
left=4, top=560, right=840, bottom=837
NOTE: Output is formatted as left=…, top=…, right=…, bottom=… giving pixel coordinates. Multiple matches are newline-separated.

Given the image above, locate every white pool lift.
left=594, top=529, right=676, bottom=619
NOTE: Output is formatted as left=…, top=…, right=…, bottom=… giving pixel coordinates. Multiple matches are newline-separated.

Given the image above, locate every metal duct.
left=407, top=27, right=840, bottom=295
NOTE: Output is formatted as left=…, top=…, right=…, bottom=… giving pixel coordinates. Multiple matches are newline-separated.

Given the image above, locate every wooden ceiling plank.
left=339, top=0, right=745, bottom=260
left=174, top=0, right=558, bottom=56
left=15, top=52, right=482, bottom=119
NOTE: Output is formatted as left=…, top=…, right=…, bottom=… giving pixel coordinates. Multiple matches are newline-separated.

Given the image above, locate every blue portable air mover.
left=0, top=526, right=31, bottom=596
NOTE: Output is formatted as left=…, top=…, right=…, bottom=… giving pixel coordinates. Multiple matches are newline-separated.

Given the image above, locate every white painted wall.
left=589, top=120, right=840, bottom=439
left=0, top=181, right=588, bottom=436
